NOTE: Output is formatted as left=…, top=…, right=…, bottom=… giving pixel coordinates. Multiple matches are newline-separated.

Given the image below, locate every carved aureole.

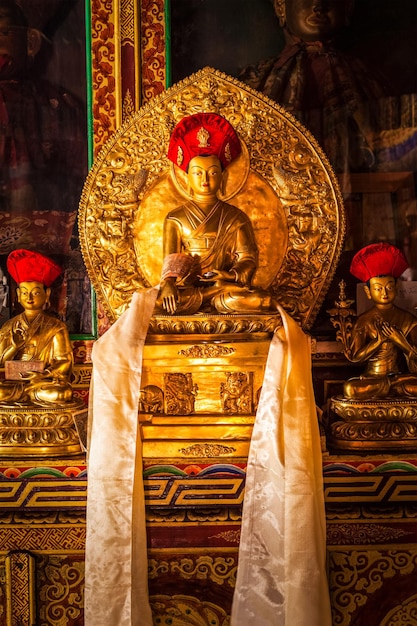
left=79, top=67, right=345, bottom=452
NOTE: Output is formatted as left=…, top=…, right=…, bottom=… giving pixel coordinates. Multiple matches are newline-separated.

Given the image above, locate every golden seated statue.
left=329, top=243, right=417, bottom=450
left=79, top=65, right=345, bottom=438
left=0, top=249, right=84, bottom=457
left=153, top=114, right=275, bottom=316
left=80, top=69, right=346, bottom=624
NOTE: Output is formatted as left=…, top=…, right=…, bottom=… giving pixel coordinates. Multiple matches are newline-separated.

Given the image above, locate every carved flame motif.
left=197, top=126, right=210, bottom=148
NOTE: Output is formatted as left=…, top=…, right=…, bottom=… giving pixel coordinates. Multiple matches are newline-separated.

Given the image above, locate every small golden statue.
left=0, top=249, right=83, bottom=456
left=329, top=242, right=417, bottom=449
left=343, top=243, right=417, bottom=399
left=154, top=113, right=275, bottom=315
left=0, top=249, right=73, bottom=405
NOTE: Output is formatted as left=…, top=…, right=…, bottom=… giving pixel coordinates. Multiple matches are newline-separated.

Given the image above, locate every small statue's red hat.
left=7, top=249, right=62, bottom=287
left=167, top=113, right=241, bottom=172
left=350, top=243, right=409, bottom=282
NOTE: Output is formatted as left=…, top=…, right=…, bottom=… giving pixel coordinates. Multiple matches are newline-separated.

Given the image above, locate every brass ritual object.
left=0, top=252, right=86, bottom=458
left=79, top=67, right=345, bottom=458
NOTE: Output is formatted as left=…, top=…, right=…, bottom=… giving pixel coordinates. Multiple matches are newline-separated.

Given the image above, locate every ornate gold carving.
left=5, top=551, right=36, bottom=626
left=220, top=372, right=253, bottom=414
left=197, top=125, right=210, bottom=148
left=37, top=556, right=84, bottom=626
left=120, top=0, right=135, bottom=41
left=150, top=594, right=229, bottom=626
left=329, top=549, right=417, bottom=626
left=0, top=526, right=86, bottom=552
left=0, top=400, right=85, bottom=457
left=178, top=345, right=235, bottom=358
left=140, top=385, right=164, bottom=413
left=146, top=508, right=242, bottom=524
left=79, top=67, right=344, bottom=330
left=330, top=396, right=417, bottom=450
left=178, top=443, right=236, bottom=457
left=381, top=594, right=417, bottom=626
left=148, top=555, right=237, bottom=587
left=328, top=279, right=356, bottom=352
left=209, top=530, right=241, bottom=544
left=165, top=373, right=197, bottom=415
left=0, top=511, right=86, bottom=527
left=330, top=419, right=417, bottom=450
left=149, top=314, right=281, bottom=335
left=327, top=523, right=412, bottom=545
left=331, top=397, right=417, bottom=422
left=123, top=88, right=135, bottom=120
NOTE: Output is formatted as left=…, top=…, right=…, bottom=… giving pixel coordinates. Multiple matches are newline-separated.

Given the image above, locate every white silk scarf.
left=84, top=289, right=158, bottom=626
left=230, top=307, right=331, bottom=626
left=85, top=292, right=330, bottom=626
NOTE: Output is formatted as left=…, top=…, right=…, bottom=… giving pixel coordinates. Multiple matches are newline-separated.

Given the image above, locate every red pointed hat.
left=7, top=249, right=62, bottom=286
left=167, top=113, right=241, bottom=172
left=350, top=243, right=409, bottom=282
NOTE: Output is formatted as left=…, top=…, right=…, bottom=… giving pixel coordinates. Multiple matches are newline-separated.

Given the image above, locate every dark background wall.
left=170, top=0, right=417, bottom=96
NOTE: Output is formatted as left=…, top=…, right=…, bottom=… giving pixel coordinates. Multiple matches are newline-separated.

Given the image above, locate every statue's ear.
left=273, top=0, right=286, bottom=28
left=45, top=287, right=51, bottom=304
left=27, top=28, right=42, bottom=60
left=363, top=284, right=372, bottom=301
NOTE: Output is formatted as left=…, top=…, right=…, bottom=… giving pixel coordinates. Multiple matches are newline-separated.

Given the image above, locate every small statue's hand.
left=378, top=320, right=394, bottom=337
left=11, top=326, right=25, bottom=349
left=376, top=320, right=402, bottom=342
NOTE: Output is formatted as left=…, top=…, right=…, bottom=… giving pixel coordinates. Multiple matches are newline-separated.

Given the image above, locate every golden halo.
left=170, top=139, right=251, bottom=202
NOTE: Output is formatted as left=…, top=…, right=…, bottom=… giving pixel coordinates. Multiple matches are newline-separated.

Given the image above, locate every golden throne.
left=79, top=67, right=345, bottom=459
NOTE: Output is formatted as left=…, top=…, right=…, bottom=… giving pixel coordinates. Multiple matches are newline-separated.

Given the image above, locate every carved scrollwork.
left=381, top=593, right=417, bottom=626
left=329, top=549, right=417, bottom=626
left=178, top=444, right=236, bottom=457
left=150, top=594, right=229, bottom=626
left=148, top=555, right=237, bottom=587
left=178, top=345, right=235, bottom=358
left=37, top=556, right=84, bottom=626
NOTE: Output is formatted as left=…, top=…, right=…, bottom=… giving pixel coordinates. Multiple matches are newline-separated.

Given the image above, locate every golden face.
left=365, top=275, right=397, bottom=307
left=187, top=155, right=223, bottom=197
left=17, top=281, right=49, bottom=311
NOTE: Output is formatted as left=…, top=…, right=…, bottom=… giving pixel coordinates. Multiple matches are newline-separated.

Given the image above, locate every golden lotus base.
left=0, top=399, right=86, bottom=457
left=148, top=313, right=281, bottom=336
left=329, top=396, right=417, bottom=450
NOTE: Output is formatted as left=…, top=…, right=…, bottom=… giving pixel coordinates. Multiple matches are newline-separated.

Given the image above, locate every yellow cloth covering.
left=230, top=308, right=331, bottom=626
left=85, top=289, right=158, bottom=626
left=85, top=293, right=331, bottom=625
